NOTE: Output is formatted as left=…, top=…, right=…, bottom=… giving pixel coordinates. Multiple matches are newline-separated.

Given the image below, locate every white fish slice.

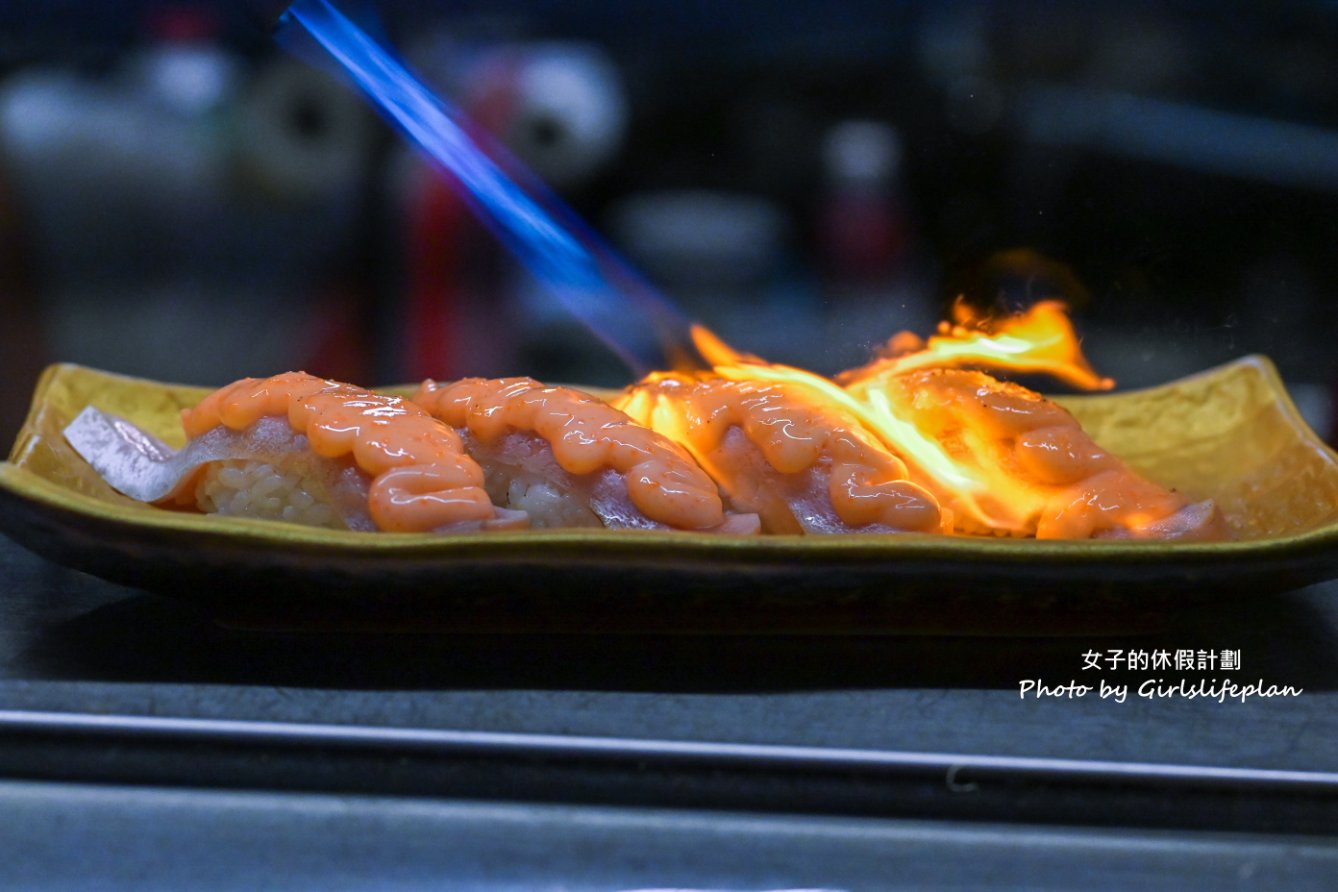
left=62, top=407, right=379, bottom=530
left=63, top=406, right=179, bottom=502
left=63, top=407, right=313, bottom=503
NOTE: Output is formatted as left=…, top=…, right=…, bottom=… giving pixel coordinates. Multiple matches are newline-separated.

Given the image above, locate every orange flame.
left=657, top=301, right=1123, bottom=536
left=838, top=299, right=1113, bottom=391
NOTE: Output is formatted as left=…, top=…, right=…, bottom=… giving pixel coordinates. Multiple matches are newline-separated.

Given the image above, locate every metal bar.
left=1, top=709, right=1337, bottom=837
left=2, top=708, right=1337, bottom=792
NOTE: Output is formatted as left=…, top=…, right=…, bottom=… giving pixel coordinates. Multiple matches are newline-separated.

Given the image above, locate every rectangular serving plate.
left=2, top=360, right=1338, bottom=633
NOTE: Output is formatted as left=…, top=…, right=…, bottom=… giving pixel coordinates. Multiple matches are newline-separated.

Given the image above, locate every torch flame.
left=838, top=299, right=1114, bottom=391
left=691, top=323, right=759, bottom=368
left=664, top=300, right=1125, bottom=536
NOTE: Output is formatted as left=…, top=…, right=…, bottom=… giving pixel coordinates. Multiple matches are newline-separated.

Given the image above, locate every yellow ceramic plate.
left=2, top=359, right=1337, bottom=633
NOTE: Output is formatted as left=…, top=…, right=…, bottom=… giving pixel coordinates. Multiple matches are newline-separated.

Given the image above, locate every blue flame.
left=279, top=0, right=695, bottom=374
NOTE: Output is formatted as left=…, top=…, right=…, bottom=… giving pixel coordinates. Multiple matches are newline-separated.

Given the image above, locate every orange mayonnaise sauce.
left=412, top=377, right=726, bottom=531
left=615, top=374, right=943, bottom=533
left=182, top=372, right=495, bottom=532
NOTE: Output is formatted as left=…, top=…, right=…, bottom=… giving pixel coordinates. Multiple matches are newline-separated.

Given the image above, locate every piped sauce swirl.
left=616, top=374, right=944, bottom=533
left=183, top=372, right=496, bottom=532
left=413, top=377, right=726, bottom=530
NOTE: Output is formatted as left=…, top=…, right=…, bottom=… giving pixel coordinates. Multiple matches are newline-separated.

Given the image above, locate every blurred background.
left=1, top=0, right=1337, bottom=445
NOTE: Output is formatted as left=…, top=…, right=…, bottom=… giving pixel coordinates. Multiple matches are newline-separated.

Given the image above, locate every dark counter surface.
left=2, top=535, right=1335, bottom=772
left=3, top=780, right=1337, bottom=892
left=4, top=534, right=1338, bottom=888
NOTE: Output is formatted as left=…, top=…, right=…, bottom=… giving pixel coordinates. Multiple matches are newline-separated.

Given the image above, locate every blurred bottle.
left=817, top=121, right=935, bottom=370
left=819, top=121, right=909, bottom=282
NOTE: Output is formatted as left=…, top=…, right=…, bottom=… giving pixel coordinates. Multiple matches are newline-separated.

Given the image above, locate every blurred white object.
left=823, top=121, right=902, bottom=188
left=131, top=42, right=240, bottom=115
left=234, top=59, right=374, bottom=202
left=505, top=44, right=626, bottom=186
left=0, top=70, right=220, bottom=263
left=0, top=54, right=364, bottom=382
left=406, top=35, right=627, bottom=187
left=607, top=190, right=788, bottom=290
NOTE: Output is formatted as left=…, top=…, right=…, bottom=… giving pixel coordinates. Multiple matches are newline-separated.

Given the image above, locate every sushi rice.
left=194, top=459, right=342, bottom=529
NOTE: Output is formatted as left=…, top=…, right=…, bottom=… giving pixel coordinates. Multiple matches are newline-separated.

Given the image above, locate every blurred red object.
left=405, top=171, right=465, bottom=381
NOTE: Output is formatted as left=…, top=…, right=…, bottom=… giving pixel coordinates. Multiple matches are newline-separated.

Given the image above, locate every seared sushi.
left=614, top=372, right=945, bottom=535
left=411, top=376, right=758, bottom=533
left=843, top=367, right=1231, bottom=540
left=65, top=371, right=524, bottom=532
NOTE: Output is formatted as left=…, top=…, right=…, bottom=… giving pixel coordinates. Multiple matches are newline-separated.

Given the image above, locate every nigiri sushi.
left=64, top=371, right=525, bottom=533
left=844, top=367, right=1231, bottom=540
left=613, top=373, right=945, bottom=535
left=411, top=376, right=758, bottom=533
